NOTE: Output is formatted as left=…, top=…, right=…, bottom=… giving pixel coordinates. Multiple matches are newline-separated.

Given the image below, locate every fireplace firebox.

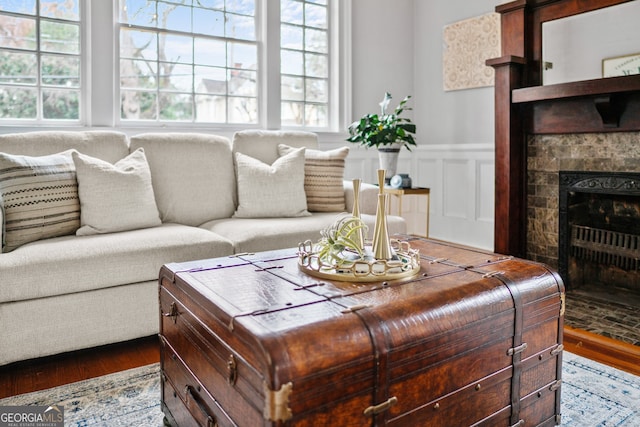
left=559, top=171, right=640, bottom=294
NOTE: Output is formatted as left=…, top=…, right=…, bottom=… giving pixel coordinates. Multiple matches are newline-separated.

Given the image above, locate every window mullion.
left=87, top=0, right=116, bottom=126
left=335, top=0, right=351, bottom=132
left=263, top=0, right=281, bottom=129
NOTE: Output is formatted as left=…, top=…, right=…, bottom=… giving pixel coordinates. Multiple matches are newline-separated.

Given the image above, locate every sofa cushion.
left=0, top=150, right=80, bottom=252
left=201, top=212, right=407, bottom=254
left=232, top=130, right=319, bottom=165
left=233, top=148, right=310, bottom=218
left=130, top=133, right=236, bottom=226
left=278, top=144, right=349, bottom=212
left=0, top=223, right=234, bottom=304
left=0, top=130, right=129, bottom=163
left=72, top=148, right=162, bottom=235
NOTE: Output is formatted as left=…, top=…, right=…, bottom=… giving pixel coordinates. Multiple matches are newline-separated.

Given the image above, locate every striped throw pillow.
left=278, top=144, right=349, bottom=212
left=0, top=150, right=80, bottom=252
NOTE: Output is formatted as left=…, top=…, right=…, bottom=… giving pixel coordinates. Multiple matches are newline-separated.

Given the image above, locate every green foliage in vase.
left=347, top=92, right=417, bottom=150
left=316, top=216, right=368, bottom=266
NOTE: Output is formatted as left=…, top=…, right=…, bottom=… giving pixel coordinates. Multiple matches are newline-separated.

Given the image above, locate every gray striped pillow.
left=278, top=144, right=349, bottom=212
left=0, top=150, right=80, bottom=252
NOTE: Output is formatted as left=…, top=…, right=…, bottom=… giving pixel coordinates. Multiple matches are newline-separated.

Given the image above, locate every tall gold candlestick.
left=372, top=169, right=386, bottom=250
left=373, top=193, right=393, bottom=260
left=351, top=179, right=365, bottom=251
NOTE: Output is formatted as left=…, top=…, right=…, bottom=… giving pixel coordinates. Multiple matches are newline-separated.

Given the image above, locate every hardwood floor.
left=563, top=326, right=640, bottom=376
left=0, top=335, right=160, bottom=399
left=1, top=329, right=637, bottom=400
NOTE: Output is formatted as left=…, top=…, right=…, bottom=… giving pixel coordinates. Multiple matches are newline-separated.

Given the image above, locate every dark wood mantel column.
left=487, top=0, right=531, bottom=257
left=487, top=55, right=527, bottom=257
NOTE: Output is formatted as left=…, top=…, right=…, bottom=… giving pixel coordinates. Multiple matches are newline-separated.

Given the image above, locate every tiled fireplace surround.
left=526, top=131, right=640, bottom=270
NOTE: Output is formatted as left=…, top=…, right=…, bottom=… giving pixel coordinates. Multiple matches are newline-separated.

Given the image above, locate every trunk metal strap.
left=493, top=272, right=526, bottom=426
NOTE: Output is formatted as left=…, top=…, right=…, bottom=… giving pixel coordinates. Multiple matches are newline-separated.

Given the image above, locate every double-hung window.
left=280, top=0, right=329, bottom=128
left=0, top=0, right=345, bottom=131
left=118, top=0, right=341, bottom=130
left=119, top=0, right=258, bottom=124
left=0, top=0, right=81, bottom=121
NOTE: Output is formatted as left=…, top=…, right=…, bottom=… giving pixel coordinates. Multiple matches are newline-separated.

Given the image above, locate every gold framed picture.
left=602, top=52, right=640, bottom=78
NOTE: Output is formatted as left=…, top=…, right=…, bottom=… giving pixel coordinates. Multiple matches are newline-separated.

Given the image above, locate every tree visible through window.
left=0, top=0, right=81, bottom=121
left=119, top=0, right=258, bottom=124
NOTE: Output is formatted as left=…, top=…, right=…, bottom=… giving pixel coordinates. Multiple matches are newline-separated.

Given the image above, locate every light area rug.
left=0, top=352, right=638, bottom=426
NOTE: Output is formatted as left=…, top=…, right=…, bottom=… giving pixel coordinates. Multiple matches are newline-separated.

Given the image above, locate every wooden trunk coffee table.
left=159, top=236, right=565, bottom=426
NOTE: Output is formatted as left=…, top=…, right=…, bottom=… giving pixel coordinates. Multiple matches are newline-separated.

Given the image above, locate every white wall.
left=413, top=0, right=501, bottom=250
left=344, top=0, right=416, bottom=186
left=345, top=0, right=502, bottom=250
left=350, top=0, right=415, bottom=122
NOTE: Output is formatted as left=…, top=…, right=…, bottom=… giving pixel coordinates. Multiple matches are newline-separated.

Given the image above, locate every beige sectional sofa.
left=0, top=129, right=405, bottom=366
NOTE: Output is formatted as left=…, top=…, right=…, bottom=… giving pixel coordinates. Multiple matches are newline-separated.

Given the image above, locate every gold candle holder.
left=373, top=193, right=393, bottom=260
left=351, top=179, right=365, bottom=252
left=372, top=169, right=386, bottom=250
left=371, top=170, right=395, bottom=260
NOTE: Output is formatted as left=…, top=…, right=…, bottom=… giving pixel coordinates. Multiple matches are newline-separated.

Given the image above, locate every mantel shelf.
left=512, top=75, right=640, bottom=104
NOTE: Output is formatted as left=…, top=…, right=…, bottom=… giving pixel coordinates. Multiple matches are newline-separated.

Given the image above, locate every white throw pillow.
left=278, top=144, right=349, bottom=212
left=72, top=148, right=161, bottom=235
left=0, top=150, right=79, bottom=252
left=233, top=147, right=310, bottom=218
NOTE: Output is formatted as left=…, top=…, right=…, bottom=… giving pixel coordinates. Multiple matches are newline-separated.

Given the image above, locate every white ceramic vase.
left=377, top=141, right=403, bottom=184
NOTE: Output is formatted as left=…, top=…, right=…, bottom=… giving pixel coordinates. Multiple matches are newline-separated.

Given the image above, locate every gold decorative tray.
left=297, top=239, right=421, bottom=283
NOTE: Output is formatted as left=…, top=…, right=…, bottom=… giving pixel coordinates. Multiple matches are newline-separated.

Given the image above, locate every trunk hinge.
left=363, top=396, right=398, bottom=417
left=560, top=293, right=566, bottom=316
left=550, top=344, right=564, bottom=356
left=341, top=304, right=370, bottom=314
left=507, top=342, right=528, bottom=356
left=162, top=302, right=179, bottom=324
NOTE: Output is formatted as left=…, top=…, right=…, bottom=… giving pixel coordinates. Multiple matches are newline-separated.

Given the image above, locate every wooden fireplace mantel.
left=488, top=0, right=640, bottom=257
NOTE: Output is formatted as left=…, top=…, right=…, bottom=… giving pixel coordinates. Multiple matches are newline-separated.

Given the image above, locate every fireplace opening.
left=558, top=171, right=640, bottom=345
left=559, top=171, right=640, bottom=298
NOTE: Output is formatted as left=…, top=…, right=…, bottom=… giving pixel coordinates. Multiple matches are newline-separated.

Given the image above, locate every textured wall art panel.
left=443, top=12, right=500, bottom=91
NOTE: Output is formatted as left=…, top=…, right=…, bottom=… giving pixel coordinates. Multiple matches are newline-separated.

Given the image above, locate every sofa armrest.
left=343, top=180, right=380, bottom=215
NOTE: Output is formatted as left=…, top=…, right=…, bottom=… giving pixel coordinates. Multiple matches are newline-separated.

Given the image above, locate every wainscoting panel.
left=443, top=159, right=470, bottom=219
left=428, top=145, right=494, bottom=250
left=476, top=159, right=495, bottom=223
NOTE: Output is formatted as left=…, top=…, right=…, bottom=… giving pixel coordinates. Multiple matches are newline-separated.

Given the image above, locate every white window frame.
left=0, top=1, right=85, bottom=126
left=1, top=0, right=350, bottom=134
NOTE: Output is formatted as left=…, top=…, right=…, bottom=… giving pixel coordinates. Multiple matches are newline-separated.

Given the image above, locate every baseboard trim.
left=563, top=325, right=640, bottom=376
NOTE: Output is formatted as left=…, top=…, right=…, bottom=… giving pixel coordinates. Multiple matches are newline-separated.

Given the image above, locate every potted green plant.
left=347, top=92, right=417, bottom=183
